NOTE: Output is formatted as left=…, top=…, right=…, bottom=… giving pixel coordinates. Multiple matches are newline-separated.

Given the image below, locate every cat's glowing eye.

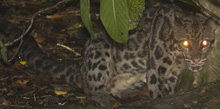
left=182, top=40, right=189, bottom=47
left=201, top=40, right=208, bottom=47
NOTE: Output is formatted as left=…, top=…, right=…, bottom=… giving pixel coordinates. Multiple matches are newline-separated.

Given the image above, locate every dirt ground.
left=0, top=0, right=151, bottom=108
left=0, top=0, right=99, bottom=108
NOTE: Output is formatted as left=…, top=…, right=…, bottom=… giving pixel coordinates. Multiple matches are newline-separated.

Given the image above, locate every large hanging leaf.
left=100, top=0, right=129, bottom=43
left=80, top=0, right=95, bottom=39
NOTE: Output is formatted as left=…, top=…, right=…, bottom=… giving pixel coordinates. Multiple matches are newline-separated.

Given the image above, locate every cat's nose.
left=193, top=59, right=200, bottom=64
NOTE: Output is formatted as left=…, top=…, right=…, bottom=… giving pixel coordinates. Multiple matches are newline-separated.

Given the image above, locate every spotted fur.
left=0, top=4, right=217, bottom=105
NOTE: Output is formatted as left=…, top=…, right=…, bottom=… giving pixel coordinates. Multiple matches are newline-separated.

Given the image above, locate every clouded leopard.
left=0, top=4, right=217, bottom=106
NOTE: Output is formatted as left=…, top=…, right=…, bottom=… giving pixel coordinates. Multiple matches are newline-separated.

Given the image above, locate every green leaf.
left=67, top=23, right=81, bottom=35
left=100, top=0, right=129, bottom=43
left=80, top=0, right=95, bottom=39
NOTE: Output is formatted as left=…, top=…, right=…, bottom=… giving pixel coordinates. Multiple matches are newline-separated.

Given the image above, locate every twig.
left=56, top=43, right=81, bottom=57
left=6, top=18, right=34, bottom=63
left=32, top=0, right=66, bottom=17
left=4, top=0, right=66, bottom=63
left=5, top=18, right=34, bottom=47
left=33, top=94, right=37, bottom=102
left=5, top=0, right=66, bottom=47
left=10, top=105, right=32, bottom=108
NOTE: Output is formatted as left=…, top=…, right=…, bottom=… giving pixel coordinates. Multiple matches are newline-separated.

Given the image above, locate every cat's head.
left=174, top=14, right=217, bottom=72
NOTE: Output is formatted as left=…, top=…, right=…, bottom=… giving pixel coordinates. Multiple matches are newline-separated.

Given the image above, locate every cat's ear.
left=173, top=11, right=184, bottom=26
left=203, top=18, right=218, bottom=40
left=205, top=18, right=218, bottom=31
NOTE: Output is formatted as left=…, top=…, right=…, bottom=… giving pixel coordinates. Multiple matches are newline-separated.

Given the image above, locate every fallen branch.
left=3, top=0, right=67, bottom=63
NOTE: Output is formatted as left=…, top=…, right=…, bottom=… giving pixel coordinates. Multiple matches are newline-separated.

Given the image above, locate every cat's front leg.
left=147, top=69, right=178, bottom=98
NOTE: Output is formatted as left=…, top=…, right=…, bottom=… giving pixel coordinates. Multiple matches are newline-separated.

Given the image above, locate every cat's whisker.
left=0, top=3, right=217, bottom=105
left=199, top=63, right=205, bottom=66
left=200, top=58, right=206, bottom=62
left=185, top=59, right=192, bottom=63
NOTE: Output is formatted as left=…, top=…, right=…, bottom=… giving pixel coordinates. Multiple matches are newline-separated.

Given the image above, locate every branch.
left=3, top=0, right=67, bottom=63
left=56, top=43, right=81, bottom=57
left=194, top=0, right=220, bottom=21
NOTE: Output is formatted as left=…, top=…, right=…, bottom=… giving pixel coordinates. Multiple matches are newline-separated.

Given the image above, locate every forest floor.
left=0, top=0, right=220, bottom=108
left=0, top=0, right=150, bottom=108
left=0, top=0, right=97, bottom=108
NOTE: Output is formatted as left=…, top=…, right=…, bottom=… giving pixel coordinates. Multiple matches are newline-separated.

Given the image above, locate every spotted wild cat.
left=0, top=4, right=217, bottom=106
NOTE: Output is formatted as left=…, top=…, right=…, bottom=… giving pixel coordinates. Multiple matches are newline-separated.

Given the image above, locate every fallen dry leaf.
left=54, top=90, right=67, bottom=95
